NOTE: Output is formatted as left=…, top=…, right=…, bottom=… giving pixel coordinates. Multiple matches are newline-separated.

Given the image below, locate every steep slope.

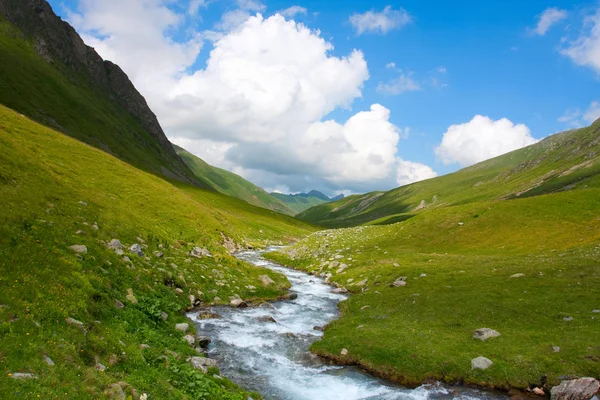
left=174, top=145, right=294, bottom=215
left=0, top=105, right=316, bottom=398
left=0, top=0, right=200, bottom=184
left=271, top=190, right=340, bottom=214
left=299, top=122, right=600, bottom=227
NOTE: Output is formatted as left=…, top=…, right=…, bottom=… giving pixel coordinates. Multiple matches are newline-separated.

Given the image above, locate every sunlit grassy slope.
left=266, top=122, right=600, bottom=390
left=0, top=105, right=316, bottom=398
left=174, top=145, right=294, bottom=215
left=298, top=122, right=600, bottom=228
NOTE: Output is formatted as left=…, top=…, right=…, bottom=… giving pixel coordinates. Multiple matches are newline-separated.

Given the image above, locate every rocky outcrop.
left=551, top=378, right=600, bottom=400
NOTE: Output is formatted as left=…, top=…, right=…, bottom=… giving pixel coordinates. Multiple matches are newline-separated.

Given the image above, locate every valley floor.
left=265, top=194, right=600, bottom=391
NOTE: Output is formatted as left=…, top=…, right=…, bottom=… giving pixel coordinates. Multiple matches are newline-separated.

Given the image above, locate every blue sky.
left=48, top=0, right=600, bottom=195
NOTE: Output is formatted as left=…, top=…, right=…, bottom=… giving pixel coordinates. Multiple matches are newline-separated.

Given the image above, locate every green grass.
left=270, top=192, right=330, bottom=215
left=0, top=16, right=199, bottom=185
left=266, top=188, right=600, bottom=389
left=0, top=105, right=316, bottom=399
left=174, top=145, right=293, bottom=215
left=298, top=123, right=600, bottom=228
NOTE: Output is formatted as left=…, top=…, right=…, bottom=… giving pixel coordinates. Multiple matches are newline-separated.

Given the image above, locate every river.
left=188, top=248, right=507, bottom=400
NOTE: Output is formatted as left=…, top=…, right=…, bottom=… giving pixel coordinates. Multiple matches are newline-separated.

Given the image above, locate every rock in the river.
left=175, top=323, right=189, bottom=332
left=197, top=312, right=222, bottom=320
left=11, top=372, right=38, bottom=379
left=183, top=335, right=196, bottom=346
left=230, top=298, right=247, bottom=308
left=550, top=378, right=600, bottom=400
left=510, top=273, right=525, bottom=278
left=282, top=293, right=298, bottom=300
left=473, top=328, right=501, bottom=341
left=259, top=275, right=275, bottom=286
left=471, top=356, right=493, bottom=370
left=190, top=247, right=212, bottom=258
left=107, top=239, right=123, bottom=251
left=69, top=244, right=87, bottom=254
left=256, top=315, right=277, bottom=323
left=340, top=348, right=348, bottom=356
left=196, top=335, right=211, bottom=348
left=533, top=388, right=545, bottom=396
left=129, top=243, right=144, bottom=256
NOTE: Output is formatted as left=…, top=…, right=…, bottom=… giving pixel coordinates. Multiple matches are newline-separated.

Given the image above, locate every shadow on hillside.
left=372, top=214, right=416, bottom=226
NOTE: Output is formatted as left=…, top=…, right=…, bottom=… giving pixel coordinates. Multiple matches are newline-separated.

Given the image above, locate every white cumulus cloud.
left=396, top=159, right=437, bottom=186
left=561, top=9, right=600, bottom=74
left=435, top=116, right=538, bottom=167
left=349, top=6, right=411, bottom=35
left=64, top=1, right=434, bottom=194
left=533, top=7, right=568, bottom=35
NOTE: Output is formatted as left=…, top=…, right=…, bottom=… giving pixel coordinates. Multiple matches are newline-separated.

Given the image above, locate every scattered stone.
left=65, top=317, right=86, bottom=333
left=197, top=312, right=222, bottom=320
left=420, top=273, right=427, bottom=277
left=44, top=356, right=55, bottom=366
left=95, top=363, right=107, bottom=372
left=230, top=298, right=247, bottom=308
left=160, top=311, right=168, bottom=321
left=357, top=278, right=368, bottom=287
left=553, top=346, right=561, bottom=353
left=256, top=315, right=277, bottom=323
left=69, top=244, right=87, bottom=254
left=391, top=277, right=407, bottom=287
left=458, top=222, right=464, bottom=226
left=259, top=275, right=275, bottom=286
left=533, top=388, right=545, bottom=396
left=78, top=201, right=88, bottom=206
left=107, top=239, right=123, bottom=251
left=76, top=230, right=85, bottom=235
left=122, top=256, right=131, bottom=263
left=360, top=305, right=370, bottom=311
left=473, top=328, right=501, bottom=341
left=175, top=288, right=184, bottom=295
left=550, top=378, right=600, bottom=400
left=129, top=243, right=144, bottom=256
left=190, top=356, right=217, bottom=371
left=341, top=348, right=348, bottom=356
left=175, top=323, right=189, bottom=332
left=196, top=335, right=211, bottom=348
left=11, top=372, right=38, bottom=379
left=564, top=317, right=574, bottom=322
left=183, top=335, right=196, bottom=346
left=592, top=310, right=600, bottom=314
left=125, top=288, right=138, bottom=304
left=510, top=273, right=525, bottom=278
left=336, top=264, right=348, bottom=273
left=213, top=297, right=222, bottom=302
left=471, top=356, right=493, bottom=370
left=92, top=223, right=99, bottom=230
left=140, top=344, right=151, bottom=349
left=153, top=251, right=163, bottom=258
left=190, top=247, right=212, bottom=258
left=332, top=287, right=348, bottom=294
left=114, top=299, right=125, bottom=309
left=393, top=263, right=399, bottom=267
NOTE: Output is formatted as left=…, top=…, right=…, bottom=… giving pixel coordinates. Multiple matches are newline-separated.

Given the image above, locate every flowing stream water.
left=189, top=248, right=507, bottom=400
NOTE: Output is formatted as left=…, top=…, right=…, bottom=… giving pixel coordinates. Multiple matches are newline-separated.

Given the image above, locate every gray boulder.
left=183, top=335, right=196, bottom=346
left=190, top=247, right=212, bottom=258
left=551, top=378, right=600, bottom=400
left=471, top=356, right=493, bottom=370
left=69, top=245, right=87, bottom=254
left=11, top=372, right=38, bottom=379
left=196, top=335, right=211, bottom=348
left=391, top=277, right=407, bottom=287
left=129, top=243, right=144, bottom=256
left=175, top=323, right=189, bottom=332
left=190, top=356, right=217, bottom=372
left=230, top=298, right=247, bottom=308
left=473, top=328, right=501, bottom=341
left=107, top=239, right=123, bottom=251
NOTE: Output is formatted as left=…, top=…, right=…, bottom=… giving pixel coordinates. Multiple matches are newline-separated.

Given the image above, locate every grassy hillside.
left=174, top=145, right=293, bottom=215
left=298, top=123, right=600, bottom=227
left=267, top=186, right=600, bottom=389
left=0, top=12, right=199, bottom=185
left=0, top=105, right=316, bottom=398
left=270, top=191, right=330, bottom=214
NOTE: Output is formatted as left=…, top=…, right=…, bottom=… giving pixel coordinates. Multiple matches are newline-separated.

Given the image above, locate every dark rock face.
left=0, top=0, right=197, bottom=183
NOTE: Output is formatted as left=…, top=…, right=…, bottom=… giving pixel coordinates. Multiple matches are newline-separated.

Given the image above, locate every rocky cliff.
left=0, top=0, right=199, bottom=184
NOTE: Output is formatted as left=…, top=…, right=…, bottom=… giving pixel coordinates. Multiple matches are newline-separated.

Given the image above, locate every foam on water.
left=188, top=248, right=507, bottom=400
